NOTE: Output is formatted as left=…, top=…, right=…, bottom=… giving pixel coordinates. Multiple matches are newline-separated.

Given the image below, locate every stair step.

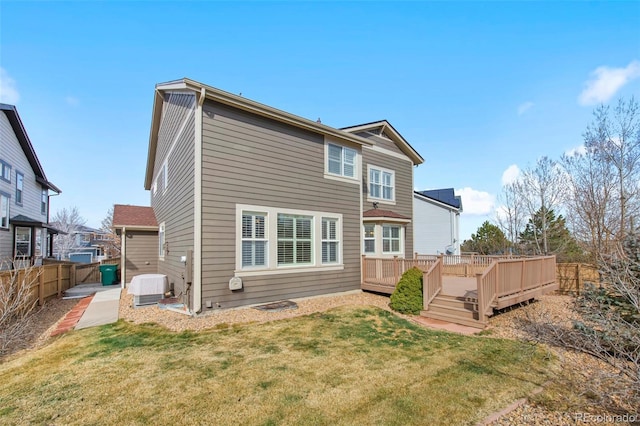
left=420, top=310, right=487, bottom=329
left=431, top=296, right=478, bottom=310
left=427, top=303, right=477, bottom=320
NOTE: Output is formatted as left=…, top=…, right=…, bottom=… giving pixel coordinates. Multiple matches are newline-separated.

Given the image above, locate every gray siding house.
left=137, top=78, right=423, bottom=313
left=0, top=104, right=61, bottom=268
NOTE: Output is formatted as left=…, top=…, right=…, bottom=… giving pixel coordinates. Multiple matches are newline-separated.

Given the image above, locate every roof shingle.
left=113, top=205, right=157, bottom=228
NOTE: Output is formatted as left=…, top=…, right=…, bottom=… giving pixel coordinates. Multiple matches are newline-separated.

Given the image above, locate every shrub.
left=390, top=267, right=423, bottom=315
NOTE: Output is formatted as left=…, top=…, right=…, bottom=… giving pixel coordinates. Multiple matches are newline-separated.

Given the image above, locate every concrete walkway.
left=75, top=287, right=121, bottom=330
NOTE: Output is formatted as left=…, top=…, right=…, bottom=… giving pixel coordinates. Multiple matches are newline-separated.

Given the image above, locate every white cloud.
left=565, top=145, right=587, bottom=157
left=456, top=187, right=495, bottom=215
left=65, top=96, right=80, bottom=106
left=578, top=60, right=640, bottom=106
left=501, top=164, right=520, bottom=186
left=517, top=101, right=534, bottom=115
left=0, top=67, right=20, bottom=104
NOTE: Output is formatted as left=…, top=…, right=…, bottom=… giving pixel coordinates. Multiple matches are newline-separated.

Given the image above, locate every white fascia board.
left=413, top=192, right=461, bottom=213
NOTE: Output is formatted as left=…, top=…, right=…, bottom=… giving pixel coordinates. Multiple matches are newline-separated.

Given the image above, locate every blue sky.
left=1, top=1, right=639, bottom=240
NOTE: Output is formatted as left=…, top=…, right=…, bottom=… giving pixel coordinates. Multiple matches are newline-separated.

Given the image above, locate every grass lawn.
left=0, top=306, right=553, bottom=425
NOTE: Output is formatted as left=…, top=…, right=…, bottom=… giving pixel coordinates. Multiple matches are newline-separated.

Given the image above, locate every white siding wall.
left=413, top=195, right=460, bottom=255
left=0, top=112, right=48, bottom=262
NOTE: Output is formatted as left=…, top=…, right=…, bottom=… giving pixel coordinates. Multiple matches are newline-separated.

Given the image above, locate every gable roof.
left=145, top=78, right=379, bottom=190
left=0, top=104, right=61, bottom=193
left=112, top=204, right=158, bottom=229
left=340, top=120, right=424, bottom=165
left=415, top=188, right=462, bottom=211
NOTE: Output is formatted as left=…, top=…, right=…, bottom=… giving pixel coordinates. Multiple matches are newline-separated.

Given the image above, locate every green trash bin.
left=99, top=264, right=118, bottom=286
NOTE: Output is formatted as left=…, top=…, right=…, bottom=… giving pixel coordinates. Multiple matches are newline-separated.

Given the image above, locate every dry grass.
left=0, top=306, right=553, bottom=425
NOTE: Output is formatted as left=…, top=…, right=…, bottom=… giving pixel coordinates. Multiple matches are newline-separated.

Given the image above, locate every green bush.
left=390, top=267, right=423, bottom=315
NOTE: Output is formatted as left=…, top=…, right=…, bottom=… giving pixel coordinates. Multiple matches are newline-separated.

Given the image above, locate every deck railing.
left=413, top=253, right=520, bottom=277
left=422, top=257, right=443, bottom=309
left=476, top=255, right=557, bottom=322
left=361, top=255, right=437, bottom=293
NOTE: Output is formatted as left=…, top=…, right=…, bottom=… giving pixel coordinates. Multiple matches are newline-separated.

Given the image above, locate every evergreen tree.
left=519, top=208, right=585, bottom=262
left=461, top=221, right=509, bottom=255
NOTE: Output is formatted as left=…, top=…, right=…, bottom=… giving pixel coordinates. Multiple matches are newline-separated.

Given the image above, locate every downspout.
left=121, top=227, right=126, bottom=289
left=193, top=88, right=205, bottom=314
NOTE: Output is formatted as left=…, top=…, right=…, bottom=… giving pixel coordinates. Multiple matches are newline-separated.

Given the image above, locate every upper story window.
left=368, top=166, right=395, bottom=202
left=327, top=142, right=357, bottom=179
left=41, top=189, right=47, bottom=215
left=15, top=172, right=24, bottom=205
left=0, top=160, right=11, bottom=183
left=0, top=192, right=9, bottom=229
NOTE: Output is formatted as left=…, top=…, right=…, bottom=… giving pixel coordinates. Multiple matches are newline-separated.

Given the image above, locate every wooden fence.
left=0, top=263, right=75, bottom=307
left=555, top=263, right=599, bottom=295
left=0, top=257, right=122, bottom=307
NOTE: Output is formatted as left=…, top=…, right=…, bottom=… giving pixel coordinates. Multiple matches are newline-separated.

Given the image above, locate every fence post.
left=56, top=264, right=62, bottom=297
left=576, top=263, right=582, bottom=295
left=414, top=252, right=418, bottom=260
left=38, top=269, right=45, bottom=306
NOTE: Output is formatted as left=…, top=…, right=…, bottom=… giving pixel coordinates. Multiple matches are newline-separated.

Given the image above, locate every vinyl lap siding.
left=362, top=146, right=414, bottom=257
left=413, top=197, right=457, bottom=255
left=124, top=231, right=158, bottom=283
left=0, top=112, right=48, bottom=261
left=150, top=93, right=195, bottom=300
left=200, top=100, right=361, bottom=309
left=354, top=131, right=405, bottom=156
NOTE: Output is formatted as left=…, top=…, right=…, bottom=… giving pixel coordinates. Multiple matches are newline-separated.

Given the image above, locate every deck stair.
left=420, top=294, right=488, bottom=329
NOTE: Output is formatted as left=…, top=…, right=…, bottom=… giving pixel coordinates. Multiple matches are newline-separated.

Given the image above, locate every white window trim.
left=241, top=211, right=268, bottom=269
left=363, top=223, right=375, bottom=254
left=15, top=172, right=24, bottom=206
left=41, top=189, right=47, bottom=215
left=362, top=223, right=405, bottom=258
left=162, top=161, right=168, bottom=193
left=382, top=224, right=403, bottom=255
left=321, top=217, right=339, bottom=264
left=367, top=164, right=396, bottom=204
left=158, top=222, right=166, bottom=260
left=0, top=192, right=10, bottom=230
left=235, top=204, right=344, bottom=276
left=15, top=226, right=32, bottom=257
left=324, top=139, right=360, bottom=184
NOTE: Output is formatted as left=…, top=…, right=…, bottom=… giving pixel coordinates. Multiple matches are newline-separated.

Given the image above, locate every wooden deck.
left=362, top=254, right=558, bottom=328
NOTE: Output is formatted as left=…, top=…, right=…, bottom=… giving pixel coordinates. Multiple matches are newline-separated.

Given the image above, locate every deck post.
left=476, top=272, right=485, bottom=323
left=393, top=256, right=399, bottom=284
left=521, top=259, right=525, bottom=295
left=361, top=255, right=366, bottom=286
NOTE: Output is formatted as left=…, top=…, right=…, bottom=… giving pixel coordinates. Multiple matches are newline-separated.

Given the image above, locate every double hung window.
left=368, top=166, right=394, bottom=202
left=277, top=214, right=312, bottom=265
left=242, top=213, right=267, bottom=267
left=327, top=143, right=357, bottom=179
left=322, top=218, right=339, bottom=263
left=382, top=225, right=401, bottom=253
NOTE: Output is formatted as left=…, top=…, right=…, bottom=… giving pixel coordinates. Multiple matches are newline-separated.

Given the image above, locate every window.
left=162, top=161, right=168, bottom=192
left=15, top=227, right=31, bottom=256
left=242, top=213, right=267, bottom=267
left=0, top=193, right=9, bottom=229
left=236, top=205, right=343, bottom=274
left=368, top=166, right=394, bottom=202
left=363, top=224, right=375, bottom=254
left=35, top=228, right=43, bottom=257
left=0, top=160, right=11, bottom=183
left=382, top=225, right=401, bottom=253
left=81, top=234, right=91, bottom=243
left=277, top=214, right=312, bottom=265
left=15, top=173, right=23, bottom=205
left=158, top=222, right=165, bottom=259
left=327, top=143, right=357, bottom=179
left=322, top=218, right=339, bottom=263
left=41, top=189, right=47, bottom=215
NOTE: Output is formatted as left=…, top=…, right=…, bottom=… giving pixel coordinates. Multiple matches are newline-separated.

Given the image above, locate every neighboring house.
left=112, top=204, right=158, bottom=284
left=413, top=188, right=462, bottom=255
left=50, top=224, right=118, bottom=262
left=119, top=78, right=423, bottom=313
left=0, top=104, right=61, bottom=268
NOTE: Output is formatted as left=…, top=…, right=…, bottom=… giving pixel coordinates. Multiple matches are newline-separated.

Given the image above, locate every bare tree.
left=100, top=206, right=121, bottom=257
left=562, top=146, right=617, bottom=262
left=516, top=156, right=568, bottom=255
left=0, top=259, right=40, bottom=355
left=495, top=182, right=527, bottom=252
left=584, top=97, right=640, bottom=239
left=51, top=207, right=86, bottom=260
